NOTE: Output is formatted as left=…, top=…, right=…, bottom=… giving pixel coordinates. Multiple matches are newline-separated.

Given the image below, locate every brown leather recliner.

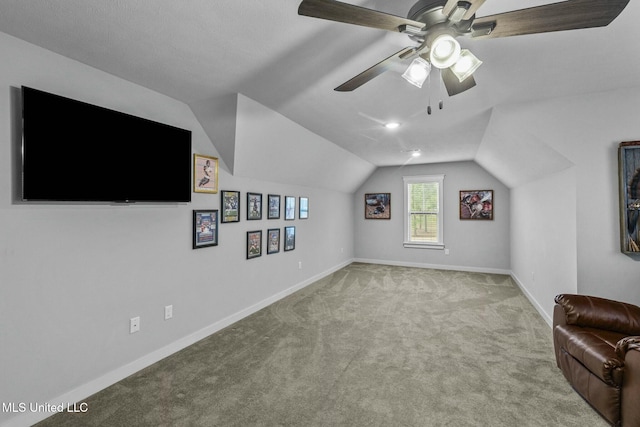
left=553, top=294, right=640, bottom=427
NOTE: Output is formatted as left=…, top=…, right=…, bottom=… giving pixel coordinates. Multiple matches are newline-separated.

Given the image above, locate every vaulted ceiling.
left=1, top=0, right=638, bottom=171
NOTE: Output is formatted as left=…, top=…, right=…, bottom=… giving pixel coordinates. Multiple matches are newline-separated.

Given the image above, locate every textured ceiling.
left=0, top=0, right=638, bottom=168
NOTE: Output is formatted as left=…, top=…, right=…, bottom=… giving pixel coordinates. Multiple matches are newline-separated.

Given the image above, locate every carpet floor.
left=36, top=263, right=606, bottom=426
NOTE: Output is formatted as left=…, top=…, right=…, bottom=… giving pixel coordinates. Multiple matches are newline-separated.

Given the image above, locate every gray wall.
left=0, top=32, right=356, bottom=426
left=485, top=87, right=640, bottom=322
left=354, top=161, right=510, bottom=272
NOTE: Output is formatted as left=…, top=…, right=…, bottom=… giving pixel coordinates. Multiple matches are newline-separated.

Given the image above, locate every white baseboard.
left=353, top=258, right=511, bottom=275
left=4, top=259, right=555, bottom=427
left=2, top=259, right=354, bottom=427
left=509, top=272, right=553, bottom=327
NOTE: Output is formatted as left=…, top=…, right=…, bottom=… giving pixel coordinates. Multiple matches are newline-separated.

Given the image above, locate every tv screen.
left=21, top=86, right=192, bottom=203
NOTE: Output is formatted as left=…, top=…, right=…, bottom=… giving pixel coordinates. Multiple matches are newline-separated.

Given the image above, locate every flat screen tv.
left=21, top=86, right=192, bottom=203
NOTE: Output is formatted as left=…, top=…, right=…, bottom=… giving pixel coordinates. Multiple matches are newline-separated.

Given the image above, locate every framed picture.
left=618, top=141, right=640, bottom=253
left=284, top=226, right=296, bottom=251
left=193, top=210, right=218, bottom=249
left=246, top=230, right=262, bottom=259
left=194, top=154, right=218, bottom=194
left=221, top=190, right=240, bottom=223
left=299, top=197, right=309, bottom=219
left=459, top=190, right=493, bottom=220
left=268, top=194, right=281, bottom=219
left=267, top=228, right=280, bottom=254
left=285, top=196, right=296, bottom=220
left=247, top=192, right=262, bottom=220
left=364, top=193, right=390, bottom=219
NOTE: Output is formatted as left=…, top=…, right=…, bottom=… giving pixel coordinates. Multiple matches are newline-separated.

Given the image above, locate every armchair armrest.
left=619, top=337, right=640, bottom=426
left=554, top=294, right=640, bottom=335
left=615, top=336, right=640, bottom=359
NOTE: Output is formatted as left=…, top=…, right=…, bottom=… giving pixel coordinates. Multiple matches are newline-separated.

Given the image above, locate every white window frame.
left=403, top=174, right=445, bottom=249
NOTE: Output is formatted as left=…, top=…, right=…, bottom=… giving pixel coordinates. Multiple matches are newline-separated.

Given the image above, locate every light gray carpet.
left=36, top=263, right=607, bottom=426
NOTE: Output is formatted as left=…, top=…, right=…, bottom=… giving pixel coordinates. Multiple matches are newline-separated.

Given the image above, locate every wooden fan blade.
left=472, top=0, right=629, bottom=39
left=335, top=47, right=415, bottom=91
left=299, top=0, right=426, bottom=32
left=441, top=68, right=476, bottom=96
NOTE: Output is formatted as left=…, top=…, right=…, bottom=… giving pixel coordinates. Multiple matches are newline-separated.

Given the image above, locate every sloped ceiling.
left=476, top=104, right=574, bottom=188
left=0, top=0, right=638, bottom=189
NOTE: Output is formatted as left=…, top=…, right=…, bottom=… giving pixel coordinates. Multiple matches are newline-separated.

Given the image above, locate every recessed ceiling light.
left=384, top=122, right=400, bottom=129
left=402, top=149, right=421, bottom=157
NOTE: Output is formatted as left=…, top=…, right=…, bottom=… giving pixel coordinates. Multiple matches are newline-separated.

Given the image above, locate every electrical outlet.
left=130, top=316, right=140, bottom=334
left=298, top=261, right=302, bottom=269
left=165, top=305, right=173, bottom=320
left=444, top=248, right=450, bottom=255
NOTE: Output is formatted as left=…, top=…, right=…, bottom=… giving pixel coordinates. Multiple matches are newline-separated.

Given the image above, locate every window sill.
left=403, top=242, right=445, bottom=250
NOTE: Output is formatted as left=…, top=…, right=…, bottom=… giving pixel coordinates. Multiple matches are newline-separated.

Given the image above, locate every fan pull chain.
left=427, top=72, right=432, bottom=115
left=438, top=69, right=443, bottom=110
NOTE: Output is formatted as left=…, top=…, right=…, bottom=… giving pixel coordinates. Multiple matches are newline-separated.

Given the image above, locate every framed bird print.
left=459, top=190, right=493, bottom=220
left=194, top=154, right=218, bottom=193
left=618, top=141, right=640, bottom=253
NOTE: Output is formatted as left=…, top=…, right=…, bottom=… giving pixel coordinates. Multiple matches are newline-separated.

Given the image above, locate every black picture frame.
left=285, top=196, right=296, bottom=220
left=299, top=197, right=309, bottom=219
left=247, top=192, right=262, bottom=220
left=284, top=226, right=296, bottom=251
left=268, top=194, right=281, bottom=219
left=221, top=190, right=240, bottom=223
left=364, top=193, right=390, bottom=219
left=193, top=210, right=218, bottom=249
left=267, top=228, right=280, bottom=254
left=246, top=230, right=262, bottom=259
left=619, top=141, right=640, bottom=253
left=459, top=190, right=493, bottom=220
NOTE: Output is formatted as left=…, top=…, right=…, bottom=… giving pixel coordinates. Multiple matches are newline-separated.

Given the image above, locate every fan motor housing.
left=407, top=0, right=449, bottom=26
left=408, top=0, right=475, bottom=41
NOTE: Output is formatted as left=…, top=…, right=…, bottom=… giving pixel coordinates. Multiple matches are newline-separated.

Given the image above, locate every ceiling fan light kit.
left=428, top=34, right=461, bottom=69
left=402, top=57, right=432, bottom=88
left=450, top=49, right=482, bottom=82
left=298, top=0, right=629, bottom=97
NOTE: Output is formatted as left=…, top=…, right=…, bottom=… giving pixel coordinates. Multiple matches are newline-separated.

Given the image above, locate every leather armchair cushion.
left=554, top=324, right=626, bottom=386
left=555, top=294, right=640, bottom=335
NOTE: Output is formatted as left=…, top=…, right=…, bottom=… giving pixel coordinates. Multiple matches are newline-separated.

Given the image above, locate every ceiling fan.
left=298, top=0, right=629, bottom=96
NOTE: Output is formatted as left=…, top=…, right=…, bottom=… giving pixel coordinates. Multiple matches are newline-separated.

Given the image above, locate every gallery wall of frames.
left=191, top=153, right=308, bottom=258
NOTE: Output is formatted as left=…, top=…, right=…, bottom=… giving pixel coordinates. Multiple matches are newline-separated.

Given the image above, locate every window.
left=403, top=174, right=444, bottom=248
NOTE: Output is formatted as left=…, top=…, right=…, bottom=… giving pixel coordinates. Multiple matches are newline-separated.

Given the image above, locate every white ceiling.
left=0, top=0, right=638, bottom=167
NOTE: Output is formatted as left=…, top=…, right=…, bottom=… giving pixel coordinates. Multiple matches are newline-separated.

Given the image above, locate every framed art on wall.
left=267, top=228, right=280, bottom=254
left=364, top=193, right=390, bottom=219
left=247, top=192, right=262, bottom=220
left=193, top=154, right=218, bottom=194
left=221, top=190, right=240, bottom=223
left=285, top=196, right=296, bottom=220
left=246, top=230, right=262, bottom=259
left=284, top=226, right=296, bottom=251
left=193, top=210, right=218, bottom=249
left=299, top=197, right=309, bottom=219
left=459, top=190, right=493, bottom=220
left=619, top=141, right=640, bottom=253
left=268, top=194, right=281, bottom=219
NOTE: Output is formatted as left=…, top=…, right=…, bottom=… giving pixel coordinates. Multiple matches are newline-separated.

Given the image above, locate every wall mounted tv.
left=21, top=86, right=192, bottom=203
